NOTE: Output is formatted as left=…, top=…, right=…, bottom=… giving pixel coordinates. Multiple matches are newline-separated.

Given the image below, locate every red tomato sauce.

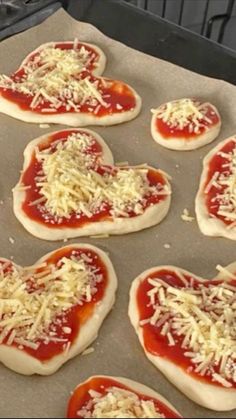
left=0, top=40, right=137, bottom=116
left=1, top=74, right=136, bottom=116
left=137, top=269, right=236, bottom=388
left=67, top=376, right=181, bottom=418
left=0, top=247, right=108, bottom=361
left=205, top=139, right=235, bottom=225
left=18, top=42, right=101, bottom=75
left=20, top=130, right=168, bottom=229
left=155, top=104, right=219, bottom=139
left=36, top=129, right=103, bottom=155
left=0, top=259, right=14, bottom=273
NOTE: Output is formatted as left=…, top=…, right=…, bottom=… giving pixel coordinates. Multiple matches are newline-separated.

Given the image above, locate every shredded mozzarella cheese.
left=77, top=386, right=165, bottom=418
left=0, top=42, right=108, bottom=112
left=82, top=347, right=95, bottom=356
left=152, top=99, right=213, bottom=134
left=206, top=142, right=236, bottom=223
left=140, top=273, right=236, bottom=387
left=0, top=252, right=102, bottom=349
left=29, top=133, right=168, bottom=221
left=181, top=208, right=195, bottom=222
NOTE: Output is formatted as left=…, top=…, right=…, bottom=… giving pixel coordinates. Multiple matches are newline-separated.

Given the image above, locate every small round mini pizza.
left=0, top=40, right=141, bottom=126
left=67, top=375, right=182, bottom=418
left=129, top=265, right=236, bottom=411
left=0, top=244, right=117, bottom=375
left=151, top=98, right=221, bottom=150
left=13, top=129, right=171, bottom=240
left=196, top=135, right=236, bottom=239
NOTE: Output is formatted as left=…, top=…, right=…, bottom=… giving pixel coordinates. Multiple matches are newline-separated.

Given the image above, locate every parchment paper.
left=0, top=9, right=236, bottom=418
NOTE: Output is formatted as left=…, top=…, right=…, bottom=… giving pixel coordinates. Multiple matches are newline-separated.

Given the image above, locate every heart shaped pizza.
left=196, top=135, right=236, bottom=239
left=13, top=129, right=171, bottom=240
left=0, top=244, right=117, bottom=375
left=67, top=375, right=182, bottom=418
left=129, top=264, right=236, bottom=411
left=0, top=40, right=141, bottom=126
left=151, top=98, right=221, bottom=150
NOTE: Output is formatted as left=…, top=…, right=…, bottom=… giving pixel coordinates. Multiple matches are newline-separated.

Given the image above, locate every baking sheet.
left=0, top=8, right=236, bottom=418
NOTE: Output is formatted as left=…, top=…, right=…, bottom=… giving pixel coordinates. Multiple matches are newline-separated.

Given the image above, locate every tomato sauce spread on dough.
left=0, top=247, right=108, bottom=361
left=67, top=376, right=181, bottom=418
left=137, top=269, right=236, bottom=388
left=154, top=99, right=219, bottom=139
left=20, top=42, right=102, bottom=76
left=204, top=138, right=236, bottom=226
left=20, top=130, right=169, bottom=229
left=0, top=41, right=137, bottom=116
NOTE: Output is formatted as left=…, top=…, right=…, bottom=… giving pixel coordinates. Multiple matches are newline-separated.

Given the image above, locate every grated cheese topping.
left=82, top=346, right=95, bottom=356
left=152, top=99, right=214, bottom=134
left=181, top=208, right=195, bottom=222
left=0, top=42, right=109, bottom=112
left=77, top=386, right=165, bottom=418
left=140, top=272, right=236, bottom=387
left=205, top=140, right=236, bottom=225
left=27, top=133, right=169, bottom=222
left=0, top=251, right=103, bottom=350
left=216, top=264, right=236, bottom=280
left=39, top=124, right=50, bottom=129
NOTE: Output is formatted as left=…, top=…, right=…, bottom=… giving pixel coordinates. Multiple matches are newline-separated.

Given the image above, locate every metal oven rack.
left=126, top=0, right=235, bottom=45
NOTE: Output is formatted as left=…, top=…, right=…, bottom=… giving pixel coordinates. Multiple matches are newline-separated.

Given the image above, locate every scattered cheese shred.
left=0, top=42, right=107, bottom=113
left=82, top=347, right=95, bottom=356
left=181, top=208, right=195, bottom=222
left=140, top=275, right=236, bottom=387
left=39, top=124, right=50, bottom=129
left=216, top=264, right=236, bottom=280
left=0, top=252, right=103, bottom=350
left=77, top=386, right=165, bottom=418
left=152, top=98, right=214, bottom=134
left=29, top=132, right=169, bottom=222
left=116, top=161, right=129, bottom=167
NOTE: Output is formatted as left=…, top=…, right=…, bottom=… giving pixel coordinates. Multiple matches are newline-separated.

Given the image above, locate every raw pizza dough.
left=13, top=128, right=171, bottom=240
left=0, top=244, right=117, bottom=376
left=196, top=134, right=236, bottom=239
left=129, top=265, right=236, bottom=411
left=0, top=40, right=141, bottom=126
left=67, top=375, right=182, bottom=418
left=151, top=98, right=221, bottom=151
